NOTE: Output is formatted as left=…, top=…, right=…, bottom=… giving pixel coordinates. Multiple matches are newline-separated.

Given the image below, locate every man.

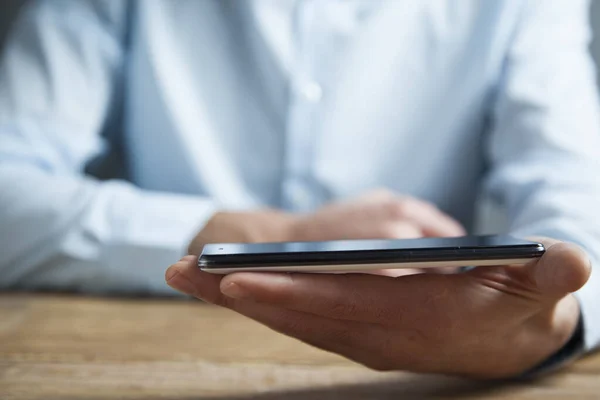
left=1, top=0, right=599, bottom=378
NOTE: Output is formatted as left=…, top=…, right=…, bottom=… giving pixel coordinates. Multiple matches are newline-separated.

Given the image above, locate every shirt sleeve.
left=0, top=1, right=215, bottom=295
left=485, top=0, right=600, bottom=354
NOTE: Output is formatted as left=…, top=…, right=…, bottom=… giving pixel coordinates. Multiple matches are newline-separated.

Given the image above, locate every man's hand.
left=166, top=237, right=590, bottom=379
left=188, top=190, right=464, bottom=255
left=289, top=190, right=465, bottom=241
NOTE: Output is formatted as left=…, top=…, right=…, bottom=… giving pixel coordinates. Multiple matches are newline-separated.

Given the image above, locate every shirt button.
left=300, top=81, right=323, bottom=102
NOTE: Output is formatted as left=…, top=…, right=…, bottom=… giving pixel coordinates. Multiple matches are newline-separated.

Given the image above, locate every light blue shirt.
left=1, top=0, right=600, bottom=353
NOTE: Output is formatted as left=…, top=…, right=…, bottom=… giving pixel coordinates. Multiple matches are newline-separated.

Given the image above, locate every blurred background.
left=4, top=0, right=600, bottom=85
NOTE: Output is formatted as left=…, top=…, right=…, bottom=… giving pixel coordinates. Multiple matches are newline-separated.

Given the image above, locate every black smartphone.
left=198, top=235, right=545, bottom=274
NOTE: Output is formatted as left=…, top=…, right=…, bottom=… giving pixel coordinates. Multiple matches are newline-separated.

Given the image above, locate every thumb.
left=526, top=239, right=591, bottom=299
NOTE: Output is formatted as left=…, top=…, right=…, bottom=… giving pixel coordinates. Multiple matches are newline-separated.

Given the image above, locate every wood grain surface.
left=0, top=294, right=599, bottom=400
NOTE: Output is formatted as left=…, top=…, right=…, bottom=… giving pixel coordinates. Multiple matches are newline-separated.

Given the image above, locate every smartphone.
left=198, top=235, right=545, bottom=274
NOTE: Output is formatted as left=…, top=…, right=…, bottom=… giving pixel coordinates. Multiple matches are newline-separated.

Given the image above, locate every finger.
left=465, top=238, right=590, bottom=302
left=369, top=221, right=422, bottom=240
left=385, top=197, right=466, bottom=237
left=425, top=266, right=463, bottom=274
left=525, top=239, right=591, bottom=300
left=334, top=221, right=423, bottom=240
left=526, top=236, right=561, bottom=247
left=220, top=271, right=449, bottom=323
left=351, top=190, right=464, bottom=237
left=166, top=257, right=395, bottom=368
left=165, top=255, right=225, bottom=303
left=366, top=265, right=461, bottom=277
left=165, top=259, right=382, bottom=360
left=368, top=268, right=423, bottom=277
left=231, top=298, right=436, bottom=372
left=230, top=299, right=379, bottom=361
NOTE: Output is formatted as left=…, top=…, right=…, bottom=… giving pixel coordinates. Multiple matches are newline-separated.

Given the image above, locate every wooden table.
left=1, top=294, right=600, bottom=399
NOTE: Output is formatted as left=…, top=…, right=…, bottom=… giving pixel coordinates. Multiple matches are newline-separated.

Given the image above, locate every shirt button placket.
left=282, top=1, right=322, bottom=213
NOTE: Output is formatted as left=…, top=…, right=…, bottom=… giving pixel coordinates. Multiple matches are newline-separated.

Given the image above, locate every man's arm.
left=0, top=0, right=214, bottom=294
left=485, top=0, right=600, bottom=353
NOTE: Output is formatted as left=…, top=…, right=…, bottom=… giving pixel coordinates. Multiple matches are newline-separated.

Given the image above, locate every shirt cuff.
left=97, top=185, right=217, bottom=294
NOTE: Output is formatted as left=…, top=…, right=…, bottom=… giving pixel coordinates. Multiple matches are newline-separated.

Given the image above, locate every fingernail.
left=165, top=267, right=197, bottom=295
left=221, top=282, right=250, bottom=300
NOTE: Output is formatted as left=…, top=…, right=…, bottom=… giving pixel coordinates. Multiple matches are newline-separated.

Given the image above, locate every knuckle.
left=325, top=284, right=368, bottom=320
left=330, top=300, right=361, bottom=319
left=213, top=293, right=235, bottom=309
